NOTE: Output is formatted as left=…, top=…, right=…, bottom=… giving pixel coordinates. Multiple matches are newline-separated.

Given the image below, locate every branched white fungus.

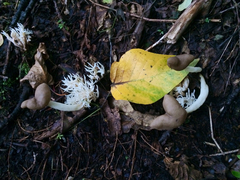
left=2, top=23, right=32, bottom=51
left=171, top=77, right=190, bottom=97
left=176, top=89, right=196, bottom=109
left=85, top=62, right=105, bottom=82
left=61, top=74, right=99, bottom=108
left=172, top=74, right=209, bottom=114
left=51, top=62, right=105, bottom=111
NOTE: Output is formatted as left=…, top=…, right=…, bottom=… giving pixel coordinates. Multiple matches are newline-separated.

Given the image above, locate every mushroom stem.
left=185, top=66, right=202, bottom=73
left=150, top=94, right=187, bottom=130
left=48, top=101, right=83, bottom=111
left=185, top=74, right=209, bottom=113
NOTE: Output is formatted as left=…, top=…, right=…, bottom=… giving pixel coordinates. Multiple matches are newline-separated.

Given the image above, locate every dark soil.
left=0, top=0, right=240, bottom=179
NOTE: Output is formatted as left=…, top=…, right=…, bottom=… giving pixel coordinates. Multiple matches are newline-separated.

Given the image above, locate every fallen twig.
left=147, top=0, right=213, bottom=50
left=88, top=0, right=176, bottom=23
left=34, top=109, right=87, bottom=140
left=204, top=108, right=240, bottom=157
left=208, top=107, right=223, bottom=153
left=2, top=41, right=11, bottom=75
left=210, top=27, right=238, bottom=76
left=129, top=130, right=137, bottom=180
left=53, top=0, right=70, bottom=36
left=130, top=2, right=151, bottom=48
left=104, top=133, right=118, bottom=178
left=0, top=82, right=31, bottom=130
left=209, top=149, right=239, bottom=156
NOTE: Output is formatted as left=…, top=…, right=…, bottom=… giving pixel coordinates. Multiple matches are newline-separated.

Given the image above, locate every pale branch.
left=147, top=0, right=213, bottom=51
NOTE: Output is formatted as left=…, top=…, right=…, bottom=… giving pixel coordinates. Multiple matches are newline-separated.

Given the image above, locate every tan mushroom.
left=21, top=83, right=83, bottom=111
left=149, top=94, right=187, bottom=130
left=167, top=54, right=195, bottom=71
left=21, top=83, right=51, bottom=110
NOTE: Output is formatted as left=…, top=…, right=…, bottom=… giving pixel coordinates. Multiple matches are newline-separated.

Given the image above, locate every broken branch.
left=147, top=0, right=213, bottom=50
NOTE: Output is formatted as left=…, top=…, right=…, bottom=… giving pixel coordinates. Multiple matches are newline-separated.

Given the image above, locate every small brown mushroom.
left=167, top=54, right=195, bottom=71
left=150, top=94, right=187, bottom=130
left=21, top=83, right=51, bottom=110
left=21, top=83, right=83, bottom=111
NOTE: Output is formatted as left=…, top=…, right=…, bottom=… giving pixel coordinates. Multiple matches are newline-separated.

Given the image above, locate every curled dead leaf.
left=164, top=155, right=202, bottom=180
left=20, top=42, right=54, bottom=88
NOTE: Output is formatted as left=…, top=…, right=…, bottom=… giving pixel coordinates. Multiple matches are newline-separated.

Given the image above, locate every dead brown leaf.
left=164, top=155, right=202, bottom=180
left=20, top=42, right=54, bottom=88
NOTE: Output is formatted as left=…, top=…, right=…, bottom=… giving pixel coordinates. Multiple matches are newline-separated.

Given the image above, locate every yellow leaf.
left=110, top=49, right=198, bottom=104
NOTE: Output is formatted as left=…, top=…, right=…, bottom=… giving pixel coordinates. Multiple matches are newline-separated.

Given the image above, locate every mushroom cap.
left=21, top=83, right=51, bottom=110
left=167, top=54, right=195, bottom=71
left=150, top=94, right=187, bottom=130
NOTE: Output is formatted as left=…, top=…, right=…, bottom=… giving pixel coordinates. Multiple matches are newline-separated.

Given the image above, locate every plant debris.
left=0, top=0, right=240, bottom=179
left=20, top=42, right=54, bottom=88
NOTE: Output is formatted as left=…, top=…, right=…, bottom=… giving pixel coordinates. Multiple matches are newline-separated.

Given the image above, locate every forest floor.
left=0, top=0, right=240, bottom=179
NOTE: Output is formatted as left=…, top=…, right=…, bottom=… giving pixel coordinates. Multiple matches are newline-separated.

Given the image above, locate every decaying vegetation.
left=0, top=0, right=240, bottom=179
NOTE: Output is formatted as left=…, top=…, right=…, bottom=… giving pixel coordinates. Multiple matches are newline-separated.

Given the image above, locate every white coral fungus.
left=1, top=23, right=32, bottom=51
left=62, top=74, right=99, bottom=108
left=176, top=89, right=196, bottom=109
left=61, top=62, right=105, bottom=110
left=173, top=74, right=209, bottom=114
left=85, top=62, right=105, bottom=82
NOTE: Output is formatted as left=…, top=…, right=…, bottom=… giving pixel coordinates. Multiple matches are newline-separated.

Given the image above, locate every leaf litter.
left=0, top=0, right=239, bottom=179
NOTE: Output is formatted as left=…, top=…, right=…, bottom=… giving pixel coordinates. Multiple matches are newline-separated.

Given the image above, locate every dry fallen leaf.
left=164, top=155, right=202, bottom=180
left=20, top=42, right=54, bottom=88
left=178, top=0, right=192, bottom=11
left=110, top=49, right=198, bottom=104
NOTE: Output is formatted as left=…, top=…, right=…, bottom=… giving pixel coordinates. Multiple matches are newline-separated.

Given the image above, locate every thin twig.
left=140, top=135, right=164, bottom=156
left=21, top=152, right=37, bottom=176
left=2, top=41, right=11, bottom=75
left=224, top=52, right=240, bottom=94
left=53, top=0, right=70, bottom=36
left=210, top=27, right=238, bottom=76
left=146, top=35, right=165, bottom=51
left=219, top=1, right=240, bottom=16
left=147, top=0, right=213, bottom=50
left=208, top=107, right=223, bottom=153
left=0, top=75, right=8, bottom=79
left=209, top=149, right=239, bottom=156
left=88, top=0, right=176, bottom=23
left=129, top=131, right=137, bottom=180
left=104, top=133, right=118, bottom=175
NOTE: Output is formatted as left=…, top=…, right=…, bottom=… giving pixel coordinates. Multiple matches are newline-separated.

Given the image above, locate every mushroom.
left=21, top=83, right=51, bottom=110
left=149, top=94, right=187, bottom=130
left=167, top=54, right=201, bottom=72
left=117, top=94, right=188, bottom=131
left=21, top=83, right=82, bottom=111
